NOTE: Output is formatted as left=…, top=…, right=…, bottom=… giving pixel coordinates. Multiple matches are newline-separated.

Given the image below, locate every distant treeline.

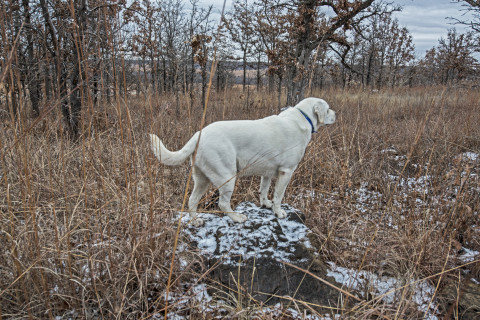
left=1, top=0, right=479, bottom=136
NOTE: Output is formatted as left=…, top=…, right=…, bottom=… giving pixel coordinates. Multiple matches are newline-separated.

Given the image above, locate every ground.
left=1, top=87, right=479, bottom=318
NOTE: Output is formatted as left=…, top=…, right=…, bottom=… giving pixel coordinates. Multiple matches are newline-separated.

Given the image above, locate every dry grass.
left=1, top=86, right=479, bottom=318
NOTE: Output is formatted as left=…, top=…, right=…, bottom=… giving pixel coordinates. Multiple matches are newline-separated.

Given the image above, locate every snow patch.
left=459, top=247, right=480, bottom=263
left=327, top=262, right=438, bottom=319
left=458, top=152, right=478, bottom=162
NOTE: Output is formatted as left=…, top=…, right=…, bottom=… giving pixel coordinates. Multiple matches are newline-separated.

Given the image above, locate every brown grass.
left=1, top=86, right=479, bottom=318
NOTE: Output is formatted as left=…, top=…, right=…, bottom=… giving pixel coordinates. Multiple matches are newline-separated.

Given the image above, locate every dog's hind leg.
left=259, top=176, right=273, bottom=209
left=188, top=168, right=210, bottom=226
left=216, top=177, right=247, bottom=223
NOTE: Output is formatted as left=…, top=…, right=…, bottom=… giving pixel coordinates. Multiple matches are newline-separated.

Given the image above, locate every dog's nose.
left=325, top=109, right=336, bottom=124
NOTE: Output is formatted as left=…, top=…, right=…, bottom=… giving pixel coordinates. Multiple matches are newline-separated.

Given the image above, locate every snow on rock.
left=181, top=202, right=313, bottom=266
left=180, top=202, right=343, bottom=309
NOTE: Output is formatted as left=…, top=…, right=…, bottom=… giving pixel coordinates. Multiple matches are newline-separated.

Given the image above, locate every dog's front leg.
left=259, top=176, right=273, bottom=209
left=272, top=168, right=294, bottom=219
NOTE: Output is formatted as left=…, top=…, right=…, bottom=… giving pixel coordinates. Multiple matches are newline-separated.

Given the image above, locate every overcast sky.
left=393, top=0, right=473, bottom=56
left=197, top=0, right=475, bottom=58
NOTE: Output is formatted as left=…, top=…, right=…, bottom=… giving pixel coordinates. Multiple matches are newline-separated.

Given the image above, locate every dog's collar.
left=298, top=109, right=316, bottom=133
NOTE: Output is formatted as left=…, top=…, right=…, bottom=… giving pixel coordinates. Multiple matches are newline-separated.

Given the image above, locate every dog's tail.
left=149, top=133, right=199, bottom=166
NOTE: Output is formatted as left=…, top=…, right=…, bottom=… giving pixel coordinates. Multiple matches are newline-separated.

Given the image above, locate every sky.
left=393, top=0, right=474, bottom=56
left=197, top=0, right=476, bottom=58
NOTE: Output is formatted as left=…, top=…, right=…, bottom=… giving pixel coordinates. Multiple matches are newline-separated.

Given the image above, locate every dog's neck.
left=298, top=109, right=316, bottom=134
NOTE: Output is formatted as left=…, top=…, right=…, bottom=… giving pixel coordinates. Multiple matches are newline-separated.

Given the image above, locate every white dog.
left=149, top=97, right=335, bottom=224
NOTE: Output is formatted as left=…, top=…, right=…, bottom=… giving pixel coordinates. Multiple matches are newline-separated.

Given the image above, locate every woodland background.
left=1, top=0, right=480, bottom=319
left=1, top=0, right=479, bottom=135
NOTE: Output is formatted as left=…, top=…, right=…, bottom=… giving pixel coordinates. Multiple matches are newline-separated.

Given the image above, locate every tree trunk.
left=22, top=0, right=42, bottom=117
left=242, top=48, right=247, bottom=91
left=150, top=54, right=156, bottom=92
left=256, top=52, right=262, bottom=90
left=201, top=62, right=207, bottom=108
left=44, top=59, right=51, bottom=100
left=277, top=74, right=283, bottom=109
left=377, top=51, right=385, bottom=88
left=286, top=47, right=312, bottom=106
left=163, top=58, right=167, bottom=93
left=366, top=47, right=375, bottom=88
left=66, top=64, right=81, bottom=137
left=286, top=0, right=315, bottom=105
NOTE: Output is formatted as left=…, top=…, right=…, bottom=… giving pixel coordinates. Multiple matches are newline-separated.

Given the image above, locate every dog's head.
left=297, top=97, right=336, bottom=129
left=313, top=98, right=336, bottom=126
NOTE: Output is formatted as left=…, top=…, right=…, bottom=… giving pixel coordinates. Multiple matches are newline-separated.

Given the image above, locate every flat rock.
left=439, top=280, right=480, bottom=319
left=182, top=202, right=343, bottom=308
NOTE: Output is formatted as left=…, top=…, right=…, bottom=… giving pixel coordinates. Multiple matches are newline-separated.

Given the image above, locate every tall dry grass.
left=1, top=86, right=479, bottom=318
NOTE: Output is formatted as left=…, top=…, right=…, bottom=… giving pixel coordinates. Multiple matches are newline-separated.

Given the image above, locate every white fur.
left=149, top=97, right=336, bottom=224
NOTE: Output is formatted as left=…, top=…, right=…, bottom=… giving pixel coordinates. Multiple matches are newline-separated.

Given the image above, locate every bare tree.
left=21, top=0, right=42, bottom=117
left=453, top=0, right=480, bottom=33
left=437, top=29, right=476, bottom=84
left=283, top=0, right=378, bottom=104
left=225, top=0, right=256, bottom=91
left=124, top=0, right=162, bottom=92
left=329, top=2, right=412, bottom=89
left=1, top=1, right=22, bottom=119
left=255, top=0, right=290, bottom=106
left=186, top=0, right=212, bottom=110
left=385, top=21, right=415, bottom=87
left=416, top=29, right=477, bottom=85
left=452, top=0, right=480, bottom=70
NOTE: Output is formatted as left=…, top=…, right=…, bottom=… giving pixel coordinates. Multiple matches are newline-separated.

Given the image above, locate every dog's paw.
left=191, top=217, right=205, bottom=227
left=228, top=212, right=248, bottom=223
left=261, top=199, right=273, bottom=209
left=275, top=209, right=287, bottom=219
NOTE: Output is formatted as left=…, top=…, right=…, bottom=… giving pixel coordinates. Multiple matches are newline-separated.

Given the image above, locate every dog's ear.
left=313, top=100, right=329, bottom=125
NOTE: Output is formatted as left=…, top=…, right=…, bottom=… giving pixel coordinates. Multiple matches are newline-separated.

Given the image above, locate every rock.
left=182, top=202, right=343, bottom=310
left=439, top=280, right=480, bottom=319
left=438, top=279, right=480, bottom=320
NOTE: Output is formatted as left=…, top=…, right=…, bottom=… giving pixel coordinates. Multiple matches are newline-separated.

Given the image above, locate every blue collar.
left=298, top=109, right=316, bottom=133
